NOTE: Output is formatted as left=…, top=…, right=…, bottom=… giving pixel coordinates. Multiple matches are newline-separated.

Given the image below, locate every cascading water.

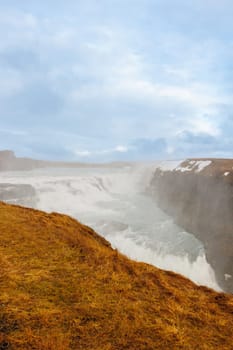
left=0, top=164, right=220, bottom=290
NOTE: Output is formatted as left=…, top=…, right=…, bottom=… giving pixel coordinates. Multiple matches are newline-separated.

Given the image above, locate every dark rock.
left=0, top=342, right=10, bottom=350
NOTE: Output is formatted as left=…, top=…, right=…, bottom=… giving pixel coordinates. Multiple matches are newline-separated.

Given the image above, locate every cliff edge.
left=149, top=159, right=233, bottom=293
left=0, top=202, right=233, bottom=349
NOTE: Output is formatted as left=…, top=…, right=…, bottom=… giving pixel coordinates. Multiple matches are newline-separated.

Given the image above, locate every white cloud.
left=115, top=145, right=128, bottom=153
left=189, top=116, right=221, bottom=137
left=73, top=145, right=129, bottom=158
left=68, top=25, right=232, bottom=146
left=0, top=2, right=233, bottom=160
left=70, top=33, right=229, bottom=116
left=74, top=150, right=92, bottom=157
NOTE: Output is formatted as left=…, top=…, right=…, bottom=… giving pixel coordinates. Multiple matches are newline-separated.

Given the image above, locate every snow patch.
left=156, top=160, right=183, bottom=171
left=224, top=274, right=232, bottom=281
left=224, top=172, right=230, bottom=176
left=175, top=160, right=212, bottom=173
left=195, top=160, right=212, bottom=172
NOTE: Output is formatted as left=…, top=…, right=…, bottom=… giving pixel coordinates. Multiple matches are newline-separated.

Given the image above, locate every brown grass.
left=181, top=158, right=233, bottom=184
left=0, top=202, right=233, bottom=349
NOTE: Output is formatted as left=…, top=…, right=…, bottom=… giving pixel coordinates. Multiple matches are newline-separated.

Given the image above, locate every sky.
left=0, top=0, right=233, bottom=161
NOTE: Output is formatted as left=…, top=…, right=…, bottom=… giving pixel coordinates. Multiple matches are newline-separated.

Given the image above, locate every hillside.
left=0, top=202, right=233, bottom=349
left=149, top=159, right=233, bottom=293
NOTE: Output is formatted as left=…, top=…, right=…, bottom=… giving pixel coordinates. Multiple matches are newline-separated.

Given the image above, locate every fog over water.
left=0, top=164, right=220, bottom=290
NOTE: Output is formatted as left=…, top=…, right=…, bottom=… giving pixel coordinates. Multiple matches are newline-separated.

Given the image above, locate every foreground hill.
left=0, top=202, right=233, bottom=349
left=149, top=158, right=233, bottom=293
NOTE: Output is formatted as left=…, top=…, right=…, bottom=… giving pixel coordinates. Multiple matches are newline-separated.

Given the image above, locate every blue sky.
left=0, top=0, right=233, bottom=161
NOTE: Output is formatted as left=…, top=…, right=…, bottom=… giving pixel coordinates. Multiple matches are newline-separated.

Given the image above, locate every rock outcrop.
left=0, top=202, right=233, bottom=349
left=149, top=159, right=233, bottom=293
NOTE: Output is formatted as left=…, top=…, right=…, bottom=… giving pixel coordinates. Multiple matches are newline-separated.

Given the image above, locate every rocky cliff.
left=149, top=159, right=233, bottom=293
left=0, top=202, right=233, bottom=349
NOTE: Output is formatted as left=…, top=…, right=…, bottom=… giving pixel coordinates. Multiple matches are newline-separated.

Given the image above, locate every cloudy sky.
left=0, top=0, right=233, bottom=161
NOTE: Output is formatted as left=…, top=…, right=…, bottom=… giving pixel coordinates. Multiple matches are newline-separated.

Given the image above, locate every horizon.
left=2, top=148, right=233, bottom=165
left=0, top=1, right=233, bottom=161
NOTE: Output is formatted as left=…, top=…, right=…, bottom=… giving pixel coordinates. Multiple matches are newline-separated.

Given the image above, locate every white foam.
left=107, top=229, right=221, bottom=291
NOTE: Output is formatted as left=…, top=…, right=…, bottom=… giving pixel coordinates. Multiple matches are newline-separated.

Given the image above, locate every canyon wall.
left=149, top=159, right=233, bottom=293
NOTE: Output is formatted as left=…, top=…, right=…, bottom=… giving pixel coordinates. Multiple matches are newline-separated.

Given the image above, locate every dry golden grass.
left=0, top=201, right=233, bottom=349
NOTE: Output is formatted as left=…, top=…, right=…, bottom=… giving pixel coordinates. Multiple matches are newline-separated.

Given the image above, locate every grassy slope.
left=0, top=202, right=233, bottom=350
